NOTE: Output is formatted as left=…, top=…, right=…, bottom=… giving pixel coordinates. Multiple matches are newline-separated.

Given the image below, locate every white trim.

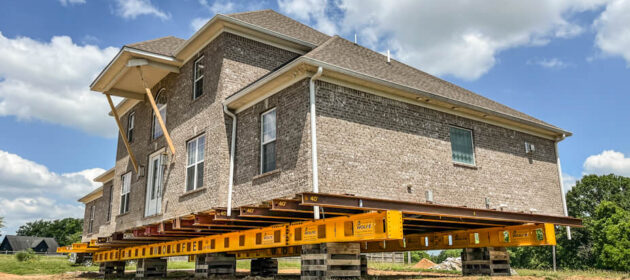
left=127, top=111, right=135, bottom=143
left=555, top=139, right=572, bottom=239
left=152, top=89, right=167, bottom=139
left=193, top=56, right=205, bottom=99
left=260, top=108, right=277, bottom=174
left=448, top=126, right=476, bottom=166
left=120, top=172, right=131, bottom=214
left=145, top=149, right=165, bottom=217
left=185, top=134, right=206, bottom=192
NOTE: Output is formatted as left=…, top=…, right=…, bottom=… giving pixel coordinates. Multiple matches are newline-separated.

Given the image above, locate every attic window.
left=193, top=56, right=204, bottom=99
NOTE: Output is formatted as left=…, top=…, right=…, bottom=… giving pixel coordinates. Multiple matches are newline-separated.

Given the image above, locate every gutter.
left=309, top=67, right=324, bottom=219
left=554, top=135, right=572, bottom=240
left=223, top=105, right=237, bottom=216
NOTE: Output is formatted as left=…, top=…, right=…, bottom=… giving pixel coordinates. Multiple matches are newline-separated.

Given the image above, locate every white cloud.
left=583, top=150, right=630, bottom=177
left=199, top=0, right=236, bottom=14
left=528, top=57, right=570, bottom=69
left=278, top=0, right=338, bottom=35
left=0, top=150, right=103, bottom=235
left=594, top=0, right=630, bottom=65
left=0, top=32, right=119, bottom=137
left=114, top=0, right=170, bottom=20
left=191, top=17, right=211, bottom=31
left=562, top=173, right=577, bottom=193
left=59, top=0, right=86, bottom=6
left=0, top=150, right=104, bottom=199
left=278, top=0, right=609, bottom=80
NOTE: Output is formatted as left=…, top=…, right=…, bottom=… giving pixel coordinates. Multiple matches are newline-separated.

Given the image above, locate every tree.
left=509, top=174, right=630, bottom=270
left=16, top=218, right=83, bottom=246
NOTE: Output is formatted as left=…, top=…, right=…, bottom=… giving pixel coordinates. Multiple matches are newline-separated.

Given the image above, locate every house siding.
left=108, top=32, right=301, bottom=233
left=314, top=81, right=564, bottom=215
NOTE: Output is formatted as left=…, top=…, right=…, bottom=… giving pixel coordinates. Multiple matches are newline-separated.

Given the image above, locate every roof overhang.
left=78, top=187, right=104, bottom=204
left=223, top=58, right=571, bottom=140
left=93, top=168, right=115, bottom=183
left=93, top=13, right=316, bottom=117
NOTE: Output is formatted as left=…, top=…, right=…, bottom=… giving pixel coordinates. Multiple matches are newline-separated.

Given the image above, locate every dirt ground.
left=0, top=269, right=624, bottom=280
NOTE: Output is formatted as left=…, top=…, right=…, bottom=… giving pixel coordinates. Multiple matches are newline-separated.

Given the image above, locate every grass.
left=2, top=254, right=628, bottom=279
left=368, top=262, right=460, bottom=275
left=0, top=254, right=98, bottom=275
left=515, top=268, right=630, bottom=279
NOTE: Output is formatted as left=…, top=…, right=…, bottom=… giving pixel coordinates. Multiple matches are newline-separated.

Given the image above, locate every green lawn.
left=1, top=254, right=628, bottom=279
left=0, top=255, right=98, bottom=275
left=515, top=268, right=630, bottom=279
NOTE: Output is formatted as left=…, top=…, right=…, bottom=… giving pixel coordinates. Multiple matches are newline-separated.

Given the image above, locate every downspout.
left=555, top=135, right=571, bottom=240
left=310, top=66, right=324, bottom=219
left=223, top=105, right=237, bottom=216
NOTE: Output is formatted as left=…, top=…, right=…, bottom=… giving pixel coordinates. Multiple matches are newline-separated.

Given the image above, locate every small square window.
left=193, top=56, right=204, bottom=99
left=449, top=126, right=475, bottom=165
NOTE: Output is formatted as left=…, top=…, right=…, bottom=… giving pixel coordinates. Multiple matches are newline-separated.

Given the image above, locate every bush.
left=15, top=249, right=38, bottom=262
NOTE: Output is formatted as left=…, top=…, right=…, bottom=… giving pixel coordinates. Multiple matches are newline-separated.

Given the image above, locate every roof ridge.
left=126, top=35, right=184, bottom=47
left=225, top=9, right=275, bottom=16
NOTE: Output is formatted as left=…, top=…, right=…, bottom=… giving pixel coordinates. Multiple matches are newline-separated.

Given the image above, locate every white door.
left=145, top=152, right=164, bottom=217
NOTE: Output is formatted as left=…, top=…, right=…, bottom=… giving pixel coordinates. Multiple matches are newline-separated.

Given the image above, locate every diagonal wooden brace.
left=145, top=88, right=176, bottom=155
left=106, top=94, right=138, bottom=173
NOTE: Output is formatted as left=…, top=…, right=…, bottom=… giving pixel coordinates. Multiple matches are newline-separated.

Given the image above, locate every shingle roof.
left=226, top=9, right=330, bottom=46
left=2, top=235, right=59, bottom=252
left=303, top=36, right=560, bottom=131
left=126, top=36, right=185, bottom=56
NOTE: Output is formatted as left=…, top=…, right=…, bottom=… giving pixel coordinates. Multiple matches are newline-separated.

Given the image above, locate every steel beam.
left=301, top=193, right=582, bottom=227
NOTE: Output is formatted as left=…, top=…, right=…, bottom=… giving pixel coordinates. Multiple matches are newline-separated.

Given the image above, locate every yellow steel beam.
left=106, top=94, right=138, bottom=173
left=91, top=211, right=403, bottom=263
left=233, top=223, right=556, bottom=259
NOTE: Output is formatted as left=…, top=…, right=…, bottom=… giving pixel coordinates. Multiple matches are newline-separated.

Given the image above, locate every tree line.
left=509, top=174, right=630, bottom=271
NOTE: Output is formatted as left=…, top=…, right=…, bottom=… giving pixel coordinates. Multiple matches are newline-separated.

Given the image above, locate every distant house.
left=0, top=235, right=59, bottom=254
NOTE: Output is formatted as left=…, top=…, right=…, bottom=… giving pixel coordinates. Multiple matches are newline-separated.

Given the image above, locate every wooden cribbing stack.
left=301, top=243, right=362, bottom=279
left=461, top=247, right=511, bottom=276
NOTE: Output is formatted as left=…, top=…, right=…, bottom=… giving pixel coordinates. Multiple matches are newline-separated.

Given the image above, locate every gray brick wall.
left=108, top=33, right=300, bottom=234
left=314, top=81, right=564, bottom=215
left=90, top=32, right=565, bottom=238
left=82, top=182, right=113, bottom=240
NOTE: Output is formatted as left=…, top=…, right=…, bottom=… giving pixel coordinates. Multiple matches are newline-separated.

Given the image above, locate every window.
left=127, top=112, right=135, bottom=143
left=106, top=186, right=113, bottom=222
left=261, top=109, right=277, bottom=173
left=193, top=56, right=204, bottom=99
left=120, top=172, right=131, bottom=214
left=88, top=205, right=95, bottom=233
left=186, top=134, right=205, bottom=191
left=449, top=126, right=475, bottom=165
left=152, top=89, right=167, bottom=139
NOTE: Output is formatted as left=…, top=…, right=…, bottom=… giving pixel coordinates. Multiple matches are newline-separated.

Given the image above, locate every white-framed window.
left=449, top=126, right=475, bottom=165
left=127, top=112, right=135, bottom=143
left=193, top=56, right=204, bottom=99
left=260, top=108, right=277, bottom=174
left=106, top=186, right=113, bottom=222
left=186, top=134, right=205, bottom=192
left=152, top=89, right=167, bottom=139
left=120, top=172, right=131, bottom=214
left=88, top=205, right=95, bottom=233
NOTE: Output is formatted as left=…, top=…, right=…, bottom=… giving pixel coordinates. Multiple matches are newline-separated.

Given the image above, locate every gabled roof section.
left=126, top=36, right=185, bottom=57
left=303, top=36, right=563, bottom=132
left=226, top=9, right=330, bottom=46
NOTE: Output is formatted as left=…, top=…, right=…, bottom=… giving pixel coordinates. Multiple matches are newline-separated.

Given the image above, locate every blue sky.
left=1, top=0, right=630, bottom=235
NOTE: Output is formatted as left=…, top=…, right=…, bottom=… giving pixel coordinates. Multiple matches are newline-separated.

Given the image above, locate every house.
left=81, top=9, right=571, bottom=245
left=0, top=235, right=59, bottom=254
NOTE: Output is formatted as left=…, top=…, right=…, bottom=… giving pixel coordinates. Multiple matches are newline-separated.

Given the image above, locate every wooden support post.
left=106, top=94, right=138, bottom=173
left=145, top=88, right=176, bottom=155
